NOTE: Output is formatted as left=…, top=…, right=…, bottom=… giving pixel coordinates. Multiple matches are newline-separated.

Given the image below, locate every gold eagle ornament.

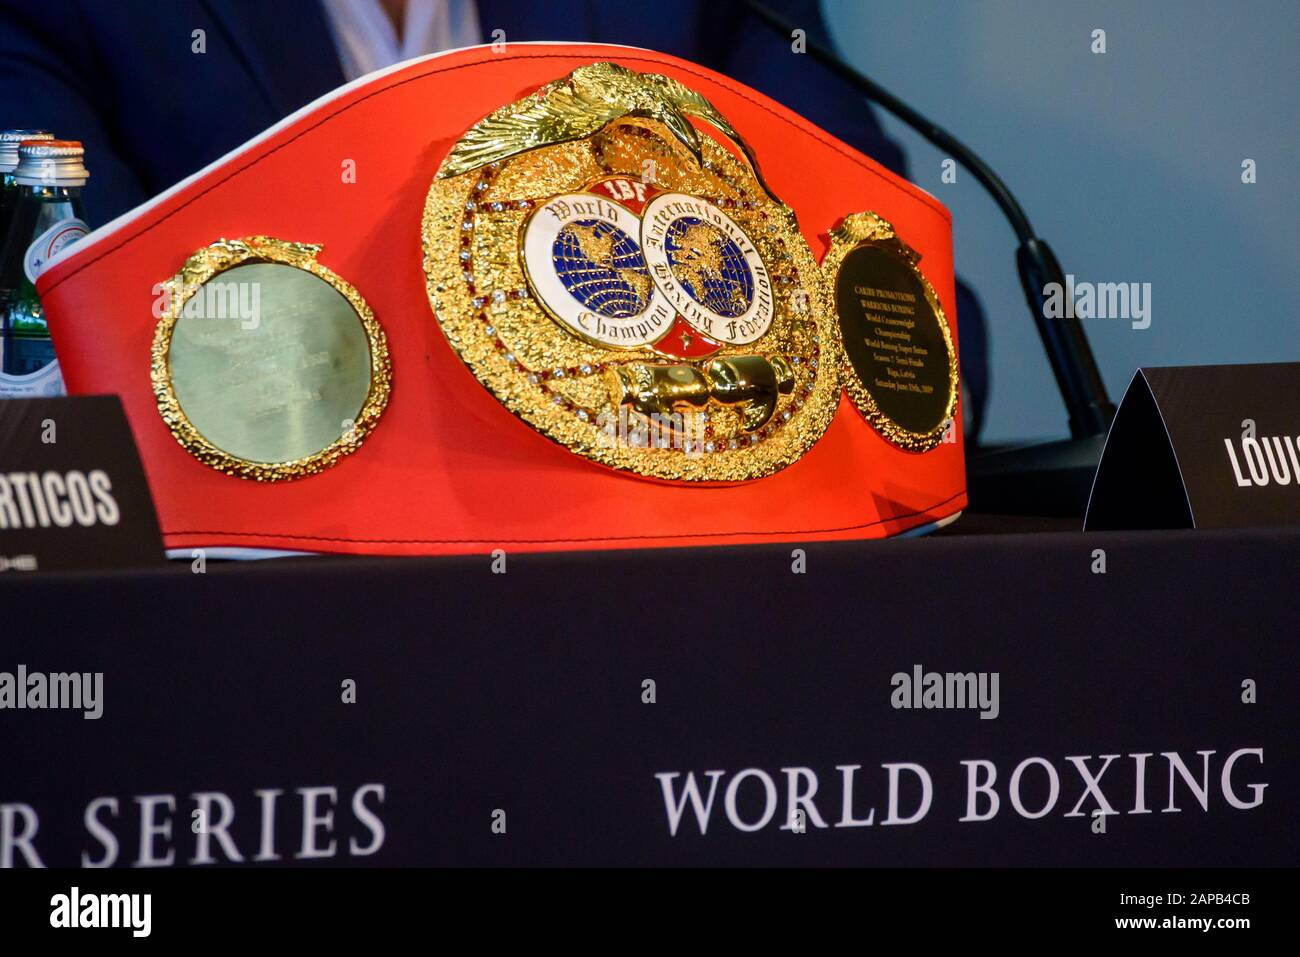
left=437, top=61, right=774, bottom=198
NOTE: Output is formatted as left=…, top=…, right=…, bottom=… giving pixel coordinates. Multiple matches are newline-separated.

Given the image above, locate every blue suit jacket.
left=0, top=0, right=987, bottom=437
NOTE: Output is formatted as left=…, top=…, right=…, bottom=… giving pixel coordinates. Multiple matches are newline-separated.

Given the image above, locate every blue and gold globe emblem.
left=551, top=219, right=654, bottom=319
left=663, top=217, right=755, bottom=319
left=521, top=192, right=676, bottom=349
left=640, top=192, right=774, bottom=346
left=524, top=185, right=775, bottom=350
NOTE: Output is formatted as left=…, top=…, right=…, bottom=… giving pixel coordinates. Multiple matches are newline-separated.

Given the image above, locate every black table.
left=2, top=516, right=1296, bottom=866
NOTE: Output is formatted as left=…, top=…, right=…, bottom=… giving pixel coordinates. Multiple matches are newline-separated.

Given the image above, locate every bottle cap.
left=14, top=139, right=89, bottom=187
left=0, top=130, right=54, bottom=173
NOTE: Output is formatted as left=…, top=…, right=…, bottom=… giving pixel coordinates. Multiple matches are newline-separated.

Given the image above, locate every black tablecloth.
left=2, top=518, right=1296, bottom=866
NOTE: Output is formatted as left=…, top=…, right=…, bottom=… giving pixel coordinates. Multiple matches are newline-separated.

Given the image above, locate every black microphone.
left=740, top=0, right=1116, bottom=441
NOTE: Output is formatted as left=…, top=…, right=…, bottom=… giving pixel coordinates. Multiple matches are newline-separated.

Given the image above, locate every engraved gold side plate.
left=151, top=236, right=392, bottom=481
left=422, top=63, right=839, bottom=482
left=822, top=212, right=958, bottom=452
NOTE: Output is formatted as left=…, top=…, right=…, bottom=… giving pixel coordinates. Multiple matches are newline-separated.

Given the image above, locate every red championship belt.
left=37, top=43, right=965, bottom=556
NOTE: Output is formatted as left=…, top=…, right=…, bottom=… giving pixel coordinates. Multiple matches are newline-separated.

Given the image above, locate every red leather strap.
left=38, top=44, right=965, bottom=555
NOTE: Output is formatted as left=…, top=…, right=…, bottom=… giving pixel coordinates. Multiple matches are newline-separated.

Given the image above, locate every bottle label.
left=23, top=217, right=89, bottom=283
left=0, top=358, right=65, bottom=397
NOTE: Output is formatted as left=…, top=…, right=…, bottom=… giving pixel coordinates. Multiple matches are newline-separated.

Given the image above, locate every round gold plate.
left=151, top=236, right=392, bottom=481
left=821, top=212, right=958, bottom=452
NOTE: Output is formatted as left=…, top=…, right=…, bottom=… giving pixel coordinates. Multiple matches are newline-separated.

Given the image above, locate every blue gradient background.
left=826, top=0, right=1298, bottom=442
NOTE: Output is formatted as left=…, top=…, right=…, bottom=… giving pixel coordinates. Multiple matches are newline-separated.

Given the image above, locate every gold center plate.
left=422, top=70, right=839, bottom=483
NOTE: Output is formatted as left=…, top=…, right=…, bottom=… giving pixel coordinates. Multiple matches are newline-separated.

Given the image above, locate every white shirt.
left=320, top=0, right=483, bottom=81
